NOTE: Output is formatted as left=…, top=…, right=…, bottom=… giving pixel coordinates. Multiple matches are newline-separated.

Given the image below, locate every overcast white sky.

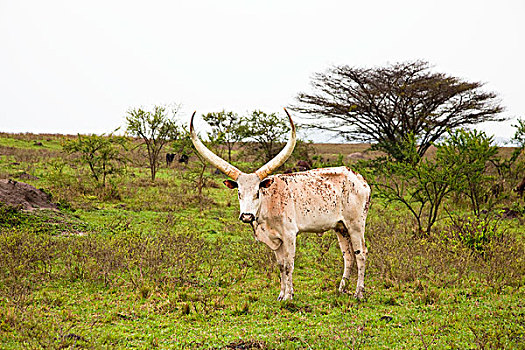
left=1, top=0, right=524, bottom=142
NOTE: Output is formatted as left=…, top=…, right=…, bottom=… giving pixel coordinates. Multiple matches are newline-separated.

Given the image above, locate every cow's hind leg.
left=273, top=237, right=296, bottom=301
left=334, top=221, right=354, bottom=294
left=347, top=220, right=367, bottom=300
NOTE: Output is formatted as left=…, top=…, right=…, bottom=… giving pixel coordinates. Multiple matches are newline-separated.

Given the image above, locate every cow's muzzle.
left=239, top=213, right=255, bottom=223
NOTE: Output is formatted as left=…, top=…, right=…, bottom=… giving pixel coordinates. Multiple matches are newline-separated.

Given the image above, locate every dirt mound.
left=501, top=207, right=522, bottom=219
left=0, top=179, right=56, bottom=210
left=347, top=152, right=366, bottom=159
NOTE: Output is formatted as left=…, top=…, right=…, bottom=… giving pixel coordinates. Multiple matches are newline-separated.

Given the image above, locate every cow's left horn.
left=255, top=108, right=296, bottom=180
left=190, top=112, right=242, bottom=181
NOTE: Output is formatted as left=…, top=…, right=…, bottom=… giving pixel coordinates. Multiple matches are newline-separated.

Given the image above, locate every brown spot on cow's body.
left=345, top=166, right=359, bottom=176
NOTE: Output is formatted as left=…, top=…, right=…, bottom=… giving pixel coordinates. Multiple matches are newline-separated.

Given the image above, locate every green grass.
left=0, top=135, right=63, bottom=150
left=0, top=133, right=524, bottom=349
left=4, top=283, right=523, bottom=348
left=1, top=206, right=522, bottom=349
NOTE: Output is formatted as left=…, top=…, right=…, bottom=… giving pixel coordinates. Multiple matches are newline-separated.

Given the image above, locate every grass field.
left=0, top=134, right=524, bottom=349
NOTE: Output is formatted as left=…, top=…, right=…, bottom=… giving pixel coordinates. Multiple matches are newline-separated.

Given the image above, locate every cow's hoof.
left=278, top=293, right=293, bottom=301
left=338, top=279, right=348, bottom=293
left=354, top=286, right=365, bottom=300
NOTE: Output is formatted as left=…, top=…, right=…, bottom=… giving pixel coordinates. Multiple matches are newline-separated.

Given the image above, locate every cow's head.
left=190, top=109, right=296, bottom=223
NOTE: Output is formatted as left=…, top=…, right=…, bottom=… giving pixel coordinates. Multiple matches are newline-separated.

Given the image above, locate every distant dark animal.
left=178, top=154, right=189, bottom=164
left=515, top=177, right=525, bottom=197
left=166, top=153, right=176, bottom=167
left=296, top=160, right=312, bottom=171
left=282, top=161, right=311, bottom=174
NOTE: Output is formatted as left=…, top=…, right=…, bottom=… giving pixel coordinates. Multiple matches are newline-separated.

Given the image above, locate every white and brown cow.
left=190, top=109, right=370, bottom=300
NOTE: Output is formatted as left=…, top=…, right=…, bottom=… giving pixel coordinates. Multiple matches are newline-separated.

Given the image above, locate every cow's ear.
left=259, top=178, right=274, bottom=189
left=224, top=180, right=238, bottom=189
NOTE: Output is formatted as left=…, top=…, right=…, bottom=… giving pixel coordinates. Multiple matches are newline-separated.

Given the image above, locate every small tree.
left=511, top=118, right=525, bottom=149
left=372, top=134, right=468, bottom=237
left=125, top=105, right=180, bottom=181
left=202, top=110, right=243, bottom=163
left=437, top=129, right=498, bottom=215
left=174, top=127, right=221, bottom=207
left=511, top=119, right=525, bottom=193
left=63, top=132, right=128, bottom=188
left=489, top=118, right=525, bottom=192
left=373, top=129, right=501, bottom=235
left=238, top=110, right=290, bottom=164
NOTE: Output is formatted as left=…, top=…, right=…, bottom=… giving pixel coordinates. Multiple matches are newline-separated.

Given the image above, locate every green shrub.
left=0, top=227, right=56, bottom=305
left=0, top=204, right=25, bottom=227
left=371, top=129, right=501, bottom=236
left=437, top=128, right=498, bottom=215
left=373, top=156, right=461, bottom=237
left=444, top=213, right=503, bottom=257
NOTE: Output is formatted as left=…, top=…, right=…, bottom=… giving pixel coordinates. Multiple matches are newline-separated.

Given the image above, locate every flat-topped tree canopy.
left=292, top=60, right=505, bottom=163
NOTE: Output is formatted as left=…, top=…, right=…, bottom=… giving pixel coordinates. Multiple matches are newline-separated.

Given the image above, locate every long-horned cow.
left=190, top=109, right=371, bottom=300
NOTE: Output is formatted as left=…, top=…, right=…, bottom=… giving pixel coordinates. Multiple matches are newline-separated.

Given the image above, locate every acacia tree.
left=126, top=105, right=180, bottom=181
left=202, top=110, right=243, bottom=163
left=292, top=60, right=504, bottom=163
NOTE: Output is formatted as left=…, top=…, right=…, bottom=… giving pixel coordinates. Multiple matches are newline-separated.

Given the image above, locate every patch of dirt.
left=0, top=179, right=56, bottom=210
left=15, top=172, right=40, bottom=180
left=224, top=340, right=268, bottom=349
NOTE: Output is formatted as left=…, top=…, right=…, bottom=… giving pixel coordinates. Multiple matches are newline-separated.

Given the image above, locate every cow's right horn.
left=190, top=112, right=242, bottom=181
left=255, top=108, right=296, bottom=180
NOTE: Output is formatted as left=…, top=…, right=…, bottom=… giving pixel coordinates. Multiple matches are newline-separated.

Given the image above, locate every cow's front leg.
left=274, top=237, right=296, bottom=301
left=277, top=263, right=287, bottom=301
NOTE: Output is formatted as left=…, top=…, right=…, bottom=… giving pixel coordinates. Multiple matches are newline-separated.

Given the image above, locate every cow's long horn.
left=255, top=108, right=296, bottom=180
left=190, top=112, right=242, bottom=181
